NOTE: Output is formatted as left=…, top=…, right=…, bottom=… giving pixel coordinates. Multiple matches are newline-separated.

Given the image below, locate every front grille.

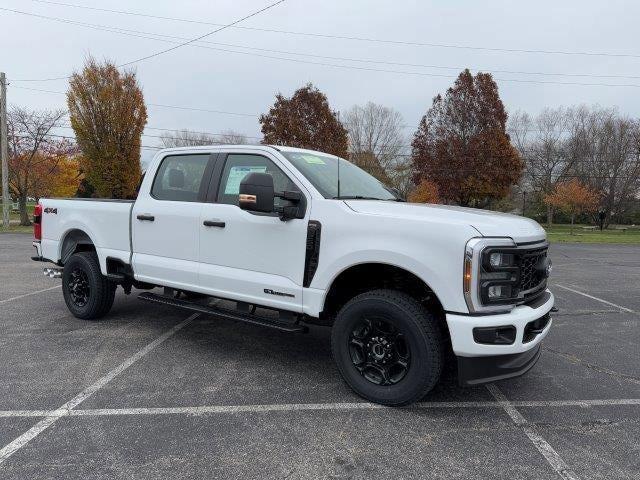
left=518, top=247, right=548, bottom=295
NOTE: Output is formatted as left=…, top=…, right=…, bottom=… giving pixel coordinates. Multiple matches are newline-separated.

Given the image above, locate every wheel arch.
left=320, top=262, right=445, bottom=323
left=59, top=228, right=96, bottom=265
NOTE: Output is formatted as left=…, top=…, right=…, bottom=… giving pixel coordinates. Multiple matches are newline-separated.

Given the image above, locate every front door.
left=132, top=152, right=214, bottom=290
left=198, top=152, right=309, bottom=312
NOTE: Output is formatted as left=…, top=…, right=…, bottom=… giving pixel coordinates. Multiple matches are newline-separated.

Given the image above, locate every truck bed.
left=38, top=198, right=134, bottom=272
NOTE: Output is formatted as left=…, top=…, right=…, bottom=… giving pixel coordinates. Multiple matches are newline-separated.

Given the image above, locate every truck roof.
left=154, top=144, right=340, bottom=158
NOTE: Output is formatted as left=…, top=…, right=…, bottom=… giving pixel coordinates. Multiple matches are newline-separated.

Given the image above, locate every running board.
left=137, top=292, right=307, bottom=333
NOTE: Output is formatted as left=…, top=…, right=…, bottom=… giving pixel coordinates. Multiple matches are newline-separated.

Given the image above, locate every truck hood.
left=344, top=201, right=546, bottom=243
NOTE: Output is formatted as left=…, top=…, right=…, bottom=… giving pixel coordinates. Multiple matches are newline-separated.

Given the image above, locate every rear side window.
left=217, top=154, right=298, bottom=207
left=151, top=154, right=210, bottom=202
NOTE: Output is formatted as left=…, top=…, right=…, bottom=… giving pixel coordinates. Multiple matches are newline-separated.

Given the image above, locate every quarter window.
left=151, top=154, right=210, bottom=202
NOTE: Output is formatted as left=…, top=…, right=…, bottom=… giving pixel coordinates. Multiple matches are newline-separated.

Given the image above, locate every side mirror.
left=239, top=172, right=275, bottom=213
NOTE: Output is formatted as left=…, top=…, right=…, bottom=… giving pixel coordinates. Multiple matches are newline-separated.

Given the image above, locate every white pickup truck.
left=32, top=145, right=554, bottom=405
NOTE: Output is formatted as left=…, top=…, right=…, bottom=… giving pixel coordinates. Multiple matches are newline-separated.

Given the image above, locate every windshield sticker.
left=224, top=166, right=268, bottom=194
left=302, top=154, right=326, bottom=165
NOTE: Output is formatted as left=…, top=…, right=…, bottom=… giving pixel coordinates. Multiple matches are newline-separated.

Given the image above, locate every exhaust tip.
left=43, top=267, right=63, bottom=279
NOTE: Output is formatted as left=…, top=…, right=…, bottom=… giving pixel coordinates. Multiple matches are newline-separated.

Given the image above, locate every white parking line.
left=0, top=313, right=197, bottom=466
left=555, top=284, right=635, bottom=313
left=0, top=398, right=638, bottom=418
left=487, top=384, right=580, bottom=480
left=0, top=285, right=61, bottom=305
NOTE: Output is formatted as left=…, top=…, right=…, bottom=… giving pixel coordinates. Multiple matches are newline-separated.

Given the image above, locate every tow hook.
left=43, top=267, right=63, bottom=279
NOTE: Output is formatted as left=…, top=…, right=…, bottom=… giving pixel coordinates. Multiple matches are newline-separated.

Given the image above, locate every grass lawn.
left=8, top=203, right=36, bottom=222
left=0, top=224, right=33, bottom=234
left=2, top=203, right=36, bottom=234
left=544, top=224, right=640, bottom=244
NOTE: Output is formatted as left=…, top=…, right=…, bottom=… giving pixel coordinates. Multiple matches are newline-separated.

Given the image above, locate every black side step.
left=138, top=292, right=307, bottom=333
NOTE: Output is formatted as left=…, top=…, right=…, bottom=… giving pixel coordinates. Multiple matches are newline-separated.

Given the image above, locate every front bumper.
left=446, top=289, right=554, bottom=384
left=457, top=344, right=542, bottom=385
left=446, top=289, right=554, bottom=356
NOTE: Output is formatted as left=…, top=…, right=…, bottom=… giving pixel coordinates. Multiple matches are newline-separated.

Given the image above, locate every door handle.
left=203, top=220, right=225, bottom=228
left=137, top=214, right=155, bottom=221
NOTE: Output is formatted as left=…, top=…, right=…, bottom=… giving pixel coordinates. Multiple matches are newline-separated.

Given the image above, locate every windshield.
left=282, top=151, right=399, bottom=200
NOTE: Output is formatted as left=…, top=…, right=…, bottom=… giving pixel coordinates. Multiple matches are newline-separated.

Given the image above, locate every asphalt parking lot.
left=0, top=233, right=639, bottom=479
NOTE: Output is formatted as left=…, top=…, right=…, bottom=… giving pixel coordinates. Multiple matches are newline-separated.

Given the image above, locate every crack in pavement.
left=546, top=348, right=640, bottom=386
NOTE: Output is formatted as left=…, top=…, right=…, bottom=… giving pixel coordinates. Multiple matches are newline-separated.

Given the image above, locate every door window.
left=151, top=154, right=210, bottom=202
left=217, top=154, right=298, bottom=207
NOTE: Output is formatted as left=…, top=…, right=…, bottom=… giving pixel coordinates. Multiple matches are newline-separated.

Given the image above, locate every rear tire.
left=62, top=251, right=116, bottom=320
left=331, top=289, right=443, bottom=406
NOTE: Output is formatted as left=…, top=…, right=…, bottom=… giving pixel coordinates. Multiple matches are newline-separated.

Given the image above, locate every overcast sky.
left=3, top=0, right=640, bottom=164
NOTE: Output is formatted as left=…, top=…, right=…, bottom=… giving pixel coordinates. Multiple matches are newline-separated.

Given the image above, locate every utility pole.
left=1, top=72, right=9, bottom=231
left=522, top=190, right=527, bottom=217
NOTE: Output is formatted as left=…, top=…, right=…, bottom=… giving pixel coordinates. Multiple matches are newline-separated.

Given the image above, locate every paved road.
left=0, top=233, right=638, bottom=479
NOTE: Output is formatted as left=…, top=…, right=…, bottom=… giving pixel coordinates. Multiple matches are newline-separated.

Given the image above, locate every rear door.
left=132, top=153, right=215, bottom=290
left=198, top=151, right=309, bottom=311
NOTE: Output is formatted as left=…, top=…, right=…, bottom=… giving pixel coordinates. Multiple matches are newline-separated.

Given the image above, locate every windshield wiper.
left=331, top=195, right=387, bottom=200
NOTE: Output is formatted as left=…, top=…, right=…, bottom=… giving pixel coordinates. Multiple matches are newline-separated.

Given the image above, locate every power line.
left=117, top=0, right=284, bottom=68
left=15, top=133, right=636, bottom=178
left=12, top=87, right=634, bottom=145
left=6, top=8, right=640, bottom=81
left=11, top=86, right=259, bottom=117
left=25, top=0, right=640, bottom=59
left=56, top=124, right=264, bottom=142
left=6, top=1, right=286, bottom=82
left=13, top=132, right=162, bottom=150
left=142, top=125, right=261, bottom=139
left=12, top=86, right=635, bottom=146
left=6, top=8, right=640, bottom=88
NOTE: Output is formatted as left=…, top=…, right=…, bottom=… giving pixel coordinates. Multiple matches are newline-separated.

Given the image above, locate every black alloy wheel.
left=62, top=251, right=116, bottom=320
left=67, top=268, right=91, bottom=307
left=331, top=289, right=443, bottom=406
left=349, top=317, right=411, bottom=386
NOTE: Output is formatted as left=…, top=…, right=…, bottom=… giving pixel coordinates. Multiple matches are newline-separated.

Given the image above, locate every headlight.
left=489, top=252, right=514, bottom=268
left=463, top=238, right=519, bottom=313
left=464, top=238, right=550, bottom=313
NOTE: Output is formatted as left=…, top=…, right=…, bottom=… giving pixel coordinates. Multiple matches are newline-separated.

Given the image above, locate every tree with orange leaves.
left=6, top=106, right=74, bottom=225
left=411, top=69, right=523, bottom=207
left=67, top=57, right=147, bottom=199
left=545, top=179, right=599, bottom=234
left=38, top=156, right=82, bottom=198
left=408, top=179, right=440, bottom=204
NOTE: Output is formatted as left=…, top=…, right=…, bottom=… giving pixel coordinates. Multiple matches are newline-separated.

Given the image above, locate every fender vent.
left=303, top=220, right=321, bottom=288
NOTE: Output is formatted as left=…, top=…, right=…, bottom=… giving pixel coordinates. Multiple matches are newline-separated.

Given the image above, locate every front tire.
left=62, top=251, right=116, bottom=320
left=331, top=289, right=443, bottom=406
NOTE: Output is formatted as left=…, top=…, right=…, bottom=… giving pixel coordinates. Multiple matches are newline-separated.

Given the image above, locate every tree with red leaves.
left=259, top=83, right=349, bottom=158
left=411, top=69, right=523, bottom=207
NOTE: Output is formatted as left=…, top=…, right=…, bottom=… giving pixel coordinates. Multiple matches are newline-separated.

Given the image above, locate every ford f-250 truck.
left=32, top=145, right=554, bottom=405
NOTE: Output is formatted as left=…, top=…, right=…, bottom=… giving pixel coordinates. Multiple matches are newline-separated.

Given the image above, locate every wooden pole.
left=1, top=72, right=10, bottom=230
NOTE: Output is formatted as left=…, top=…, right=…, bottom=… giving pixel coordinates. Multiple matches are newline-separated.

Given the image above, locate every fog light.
left=473, top=325, right=516, bottom=345
left=488, top=285, right=511, bottom=299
